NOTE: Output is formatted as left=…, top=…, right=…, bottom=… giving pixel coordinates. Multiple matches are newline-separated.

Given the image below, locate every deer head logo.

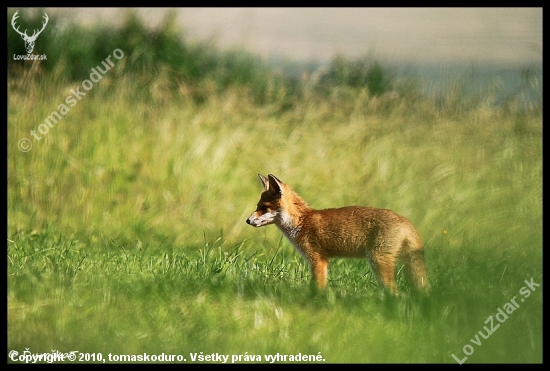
left=11, top=10, right=49, bottom=54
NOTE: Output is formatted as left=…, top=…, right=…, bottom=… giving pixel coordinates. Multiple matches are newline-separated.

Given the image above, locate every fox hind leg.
left=367, top=252, right=399, bottom=295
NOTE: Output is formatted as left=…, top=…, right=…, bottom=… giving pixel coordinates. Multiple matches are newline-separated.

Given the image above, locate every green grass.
left=8, top=15, right=542, bottom=362
left=7, top=225, right=542, bottom=363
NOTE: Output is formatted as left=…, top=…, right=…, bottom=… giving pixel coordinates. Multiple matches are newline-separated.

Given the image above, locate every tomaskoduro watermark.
left=17, top=48, right=124, bottom=152
left=451, top=277, right=540, bottom=364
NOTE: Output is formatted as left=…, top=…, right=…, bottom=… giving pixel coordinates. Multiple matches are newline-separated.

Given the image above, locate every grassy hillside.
left=8, top=10, right=542, bottom=363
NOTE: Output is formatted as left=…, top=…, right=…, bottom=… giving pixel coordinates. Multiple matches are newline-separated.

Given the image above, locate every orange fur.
left=246, top=174, right=429, bottom=294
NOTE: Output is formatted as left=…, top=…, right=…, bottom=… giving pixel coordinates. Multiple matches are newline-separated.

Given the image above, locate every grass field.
left=8, top=14, right=542, bottom=363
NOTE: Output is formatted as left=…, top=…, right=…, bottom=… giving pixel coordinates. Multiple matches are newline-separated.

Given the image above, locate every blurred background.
left=7, top=5, right=543, bottom=248
left=46, top=7, right=542, bottom=65
left=9, top=8, right=542, bottom=105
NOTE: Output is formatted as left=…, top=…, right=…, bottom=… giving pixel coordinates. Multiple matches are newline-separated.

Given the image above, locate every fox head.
left=246, top=174, right=285, bottom=228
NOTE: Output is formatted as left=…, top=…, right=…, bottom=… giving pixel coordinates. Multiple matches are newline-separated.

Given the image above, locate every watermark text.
left=17, top=48, right=124, bottom=152
left=451, top=277, right=540, bottom=364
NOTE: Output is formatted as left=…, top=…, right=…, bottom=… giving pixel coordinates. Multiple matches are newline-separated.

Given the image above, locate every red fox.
left=246, top=174, right=429, bottom=294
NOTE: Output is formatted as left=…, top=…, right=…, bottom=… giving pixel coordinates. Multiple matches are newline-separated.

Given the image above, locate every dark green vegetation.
left=8, top=9, right=541, bottom=363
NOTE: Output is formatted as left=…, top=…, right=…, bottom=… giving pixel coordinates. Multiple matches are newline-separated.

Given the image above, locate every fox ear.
left=267, top=174, right=284, bottom=195
left=258, top=174, right=269, bottom=190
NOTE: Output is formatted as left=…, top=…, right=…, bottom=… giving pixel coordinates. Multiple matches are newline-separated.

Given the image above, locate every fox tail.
left=403, top=248, right=430, bottom=293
